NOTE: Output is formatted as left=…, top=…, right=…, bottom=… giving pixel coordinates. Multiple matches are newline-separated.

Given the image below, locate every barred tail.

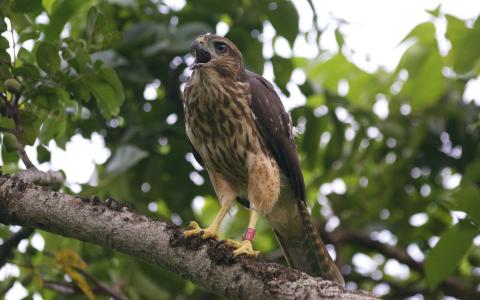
left=265, top=191, right=345, bottom=286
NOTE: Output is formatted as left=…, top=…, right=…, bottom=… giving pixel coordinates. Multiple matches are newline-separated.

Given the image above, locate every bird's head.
left=190, top=34, right=244, bottom=77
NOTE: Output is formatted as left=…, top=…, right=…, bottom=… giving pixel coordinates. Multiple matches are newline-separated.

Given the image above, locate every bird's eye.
left=214, top=42, right=227, bottom=53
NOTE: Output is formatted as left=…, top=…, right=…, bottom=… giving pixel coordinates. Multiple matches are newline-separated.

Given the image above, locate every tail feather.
left=266, top=191, right=345, bottom=286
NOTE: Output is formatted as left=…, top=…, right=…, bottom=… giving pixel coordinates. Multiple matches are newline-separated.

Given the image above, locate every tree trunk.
left=0, top=175, right=376, bottom=299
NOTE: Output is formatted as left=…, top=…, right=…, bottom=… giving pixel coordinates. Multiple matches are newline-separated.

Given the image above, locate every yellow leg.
left=227, top=210, right=260, bottom=257
left=183, top=197, right=233, bottom=239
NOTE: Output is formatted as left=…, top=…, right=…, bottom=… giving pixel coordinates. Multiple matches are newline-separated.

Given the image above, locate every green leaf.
left=452, top=185, right=480, bottom=224
left=426, top=4, right=441, bottom=17
left=308, top=54, right=380, bottom=107
left=166, top=22, right=212, bottom=53
left=306, top=94, right=326, bottom=108
left=400, top=22, right=436, bottom=45
left=268, top=0, right=299, bottom=45
left=446, top=14, right=480, bottom=74
left=37, top=144, right=51, bottom=163
left=101, top=31, right=123, bottom=49
left=84, top=79, right=120, bottom=118
left=0, top=18, right=7, bottom=31
left=99, top=67, right=125, bottom=104
left=39, top=114, right=66, bottom=144
left=20, top=123, right=39, bottom=146
left=127, top=267, right=170, bottom=299
left=302, top=109, right=326, bottom=170
left=36, top=41, right=60, bottom=74
left=16, top=63, right=41, bottom=80
left=309, top=54, right=354, bottom=91
left=68, top=81, right=90, bottom=102
left=105, top=145, right=148, bottom=176
left=69, top=47, right=91, bottom=73
left=227, top=28, right=263, bottom=73
left=42, top=0, right=55, bottom=13
left=0, top=36, right=10, bottom=49
left=12, top=0, right=42, bottom=14
left=56, top=87, right=70, bottom=103
left=18, top=111, right=41, bottom=146
left=17, top=47, right=34, bottom=64
left=19, top=30, right=40, bottom=43
left=84, top=7, right=122, bottom=51
left=335, top=28, right=344, bottom=49
left=86, top=6, right=99, bottom=39
left=271, top=55, right=293, bottom=94
left=463, top=159, right=480, bottom=183
left=323, top=111, right=345, bottom=170
left=44, top=0, right=89, bottom=41
left=0, top=115, right=15, bottom=130
left=19, top=110, right=39, bottom=125
left=425, top=221, right=477, bottom=289
left=397, top=24, right=445, bottom=110
left=401, top=50, right=445, bottom=110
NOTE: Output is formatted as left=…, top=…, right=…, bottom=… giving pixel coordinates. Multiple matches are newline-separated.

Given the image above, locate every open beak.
left=190, top=41, right=212, bottom=70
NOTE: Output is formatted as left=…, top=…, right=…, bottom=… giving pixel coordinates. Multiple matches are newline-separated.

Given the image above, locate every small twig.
left=43, top=279, right=127, bottom=299
left=74, top=268, right=129, bottom=300
left=348, top=272, right=428, bottom=298
left=0, top=228, right=34, bottom=268
left=43, top=280, right=78, bottom=294
left=306, top=0, right=321, bottom=32
left=42, top=251, right=127, bottom=299
left=10, top=94, right=36, bottom=170
left=0, top=126, right=15, bottom=134
left=306, top=0, right=322, bottom=46
left=322, top=227, right=422, bottom=271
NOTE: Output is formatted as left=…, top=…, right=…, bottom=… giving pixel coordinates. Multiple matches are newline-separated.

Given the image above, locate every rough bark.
left=15, top=169, right=64, bottom=186
left=0, top=175, right=377, bottom=299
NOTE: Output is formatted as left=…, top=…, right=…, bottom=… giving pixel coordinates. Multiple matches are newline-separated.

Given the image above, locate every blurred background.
left=1, top=0, right=480, bottom=299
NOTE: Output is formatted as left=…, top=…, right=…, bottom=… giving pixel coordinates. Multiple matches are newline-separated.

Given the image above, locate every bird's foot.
left=183, top=221, right=218, bottom=239
left=226, top=239, right=259, bottom=257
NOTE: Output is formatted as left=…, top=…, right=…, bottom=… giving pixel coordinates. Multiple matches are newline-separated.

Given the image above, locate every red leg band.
left=242, top=228, right=256, bottom=241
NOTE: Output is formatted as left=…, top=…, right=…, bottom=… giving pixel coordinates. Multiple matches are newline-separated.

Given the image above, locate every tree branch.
left=0, top=169, right=63, bottom=269
left=0, top=175, right=376, bottom=300
left=320, top=227, right=479, bottom=300
left=323, top=228, right=422, bottom=271
left=74, top=268, right=129, bottom=300
left=15, top=169, right=64, bottom=187
left=0, top=227, right=34, bottom=268
left=43, top=279, right=127, bottom=300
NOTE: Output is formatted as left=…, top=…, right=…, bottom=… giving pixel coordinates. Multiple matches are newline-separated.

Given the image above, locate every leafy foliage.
left=1, top=0, right=480, bottom=299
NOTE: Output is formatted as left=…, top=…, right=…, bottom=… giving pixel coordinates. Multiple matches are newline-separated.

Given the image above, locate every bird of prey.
left=182, top=34, right=344, bottom=286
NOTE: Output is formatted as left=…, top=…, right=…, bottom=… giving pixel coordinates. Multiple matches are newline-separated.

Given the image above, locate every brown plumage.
left=182, top=34, right=344, bottom=285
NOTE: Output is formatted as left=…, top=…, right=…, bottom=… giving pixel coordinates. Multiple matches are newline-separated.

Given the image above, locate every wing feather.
left=244, top=70, right=305, bottom=201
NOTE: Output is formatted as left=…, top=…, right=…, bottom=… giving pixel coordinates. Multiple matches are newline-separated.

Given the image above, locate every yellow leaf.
left=66, top=267, right=96, bottom=300
left=54, top=249, right=87, bottom=271
left=54, top=249, right=96, bottom=300
left=33, top=271, right=44, bottom=289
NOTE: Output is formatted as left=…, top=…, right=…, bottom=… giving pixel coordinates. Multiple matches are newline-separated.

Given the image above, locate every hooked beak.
left=190, top=40, right=212, bottom=70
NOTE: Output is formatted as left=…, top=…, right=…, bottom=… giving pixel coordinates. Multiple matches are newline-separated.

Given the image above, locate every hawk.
left=182, top=34, right=344, bottom=285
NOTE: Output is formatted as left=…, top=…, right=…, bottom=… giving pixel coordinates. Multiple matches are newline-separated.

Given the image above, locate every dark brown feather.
left=242, top=70, right=305, bottom=201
